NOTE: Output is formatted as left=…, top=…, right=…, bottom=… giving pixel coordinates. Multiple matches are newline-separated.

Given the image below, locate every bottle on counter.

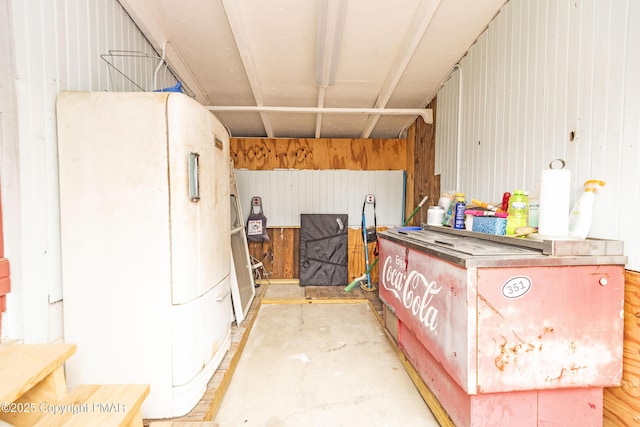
left=506, top=190, right=528, bottom=236
left=437, top=192, right=454, bottom=210
left=426, top=205, right=445, bottom=226
left=501, top=192, right=511, bottom=212
left=453, top=193, right=467, bottom=230
left=568, top=180, right=605, bottom=239
left=441, top=198, right=455, bottom=227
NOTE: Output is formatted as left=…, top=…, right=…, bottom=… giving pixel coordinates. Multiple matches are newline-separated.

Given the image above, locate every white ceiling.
left=120, top=0, right=507, bottom=139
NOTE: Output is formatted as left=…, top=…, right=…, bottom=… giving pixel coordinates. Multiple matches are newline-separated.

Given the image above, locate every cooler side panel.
left=378, top=237, right=477, bottom=393
left=476, top=265, right=624, bottom=392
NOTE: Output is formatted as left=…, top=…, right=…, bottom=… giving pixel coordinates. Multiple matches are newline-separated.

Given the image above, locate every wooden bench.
left=0, top=343, right=149, bottom=426
left=0, top=343, right=76, bottom=426
left=33, top=384, right=150, bottom=427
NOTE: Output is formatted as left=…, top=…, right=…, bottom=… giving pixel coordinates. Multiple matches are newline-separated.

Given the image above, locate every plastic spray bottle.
left=568, top=180, right=606, bottom=239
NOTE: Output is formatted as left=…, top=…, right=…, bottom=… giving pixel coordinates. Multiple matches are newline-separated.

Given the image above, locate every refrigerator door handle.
left=216, top=289, right=231, bottom=302
left=189, top=152, right=200, bottom=202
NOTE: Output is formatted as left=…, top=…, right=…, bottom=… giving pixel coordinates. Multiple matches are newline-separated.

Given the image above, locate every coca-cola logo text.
left=382, top=255, right=441, bottom=332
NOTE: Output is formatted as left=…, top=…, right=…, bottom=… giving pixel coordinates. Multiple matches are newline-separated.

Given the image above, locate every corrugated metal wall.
left=436, top=0, right=640, bottom=271
left=1, top=0, right=173, bottom=341
left=235, top=170, right=405, bottom=227
left=434, top=68, right=460, bottom=192
left=11, top=0, right=173, bottom=93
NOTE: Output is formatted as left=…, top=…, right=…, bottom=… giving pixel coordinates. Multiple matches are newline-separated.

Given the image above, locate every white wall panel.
left=235, top=170, right=405, bottom=227
left=434, top=67, right=459, bottom=192
left=436, top=0, right=640, bottom=270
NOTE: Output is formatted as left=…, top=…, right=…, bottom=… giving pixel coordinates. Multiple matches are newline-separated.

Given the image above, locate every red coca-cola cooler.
left=378, top=226, right=626, bottom=427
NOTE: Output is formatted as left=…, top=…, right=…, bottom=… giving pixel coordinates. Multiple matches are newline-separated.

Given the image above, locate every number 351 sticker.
left=502, top=276, right=532, bottom=299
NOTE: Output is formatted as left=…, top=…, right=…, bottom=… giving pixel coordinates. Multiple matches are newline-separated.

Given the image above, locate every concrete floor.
left=213, top=284, right=440, bottom=426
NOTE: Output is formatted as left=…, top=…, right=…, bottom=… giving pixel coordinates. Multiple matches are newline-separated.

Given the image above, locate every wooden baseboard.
left=258, top=278, right=299, bottom=285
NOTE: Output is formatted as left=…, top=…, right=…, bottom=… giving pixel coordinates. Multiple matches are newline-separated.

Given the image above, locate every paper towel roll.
left=538, top=168, right=571, bottom=237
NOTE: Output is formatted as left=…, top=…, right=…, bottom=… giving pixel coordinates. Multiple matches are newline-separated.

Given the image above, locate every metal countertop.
left=380, top=226, right=628, bottom=268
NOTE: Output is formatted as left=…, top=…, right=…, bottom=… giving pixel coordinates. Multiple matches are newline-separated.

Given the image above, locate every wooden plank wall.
left=406, top=98, right=440, bottom=226
left=231, top=138, right=405, bottom=170
left=247, top=228, right=300, bottom=280
left=604, top=269, right=640, bottom=425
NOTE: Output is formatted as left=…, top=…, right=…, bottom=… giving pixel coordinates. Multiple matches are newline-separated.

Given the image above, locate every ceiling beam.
left=315, top=0, right=348, bottom=138
left=360, top=0, right=443, bottom=138
left=316, top=0, right=348, bottom=88
left=206, top=105, right=433, bottom=124
left=221, top=0, right=274, bottom=138
left=315, top=87, right=327, bottom=138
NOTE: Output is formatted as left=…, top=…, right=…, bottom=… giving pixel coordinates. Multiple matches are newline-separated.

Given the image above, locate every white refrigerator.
left=57, top=92, right=232, bottom=419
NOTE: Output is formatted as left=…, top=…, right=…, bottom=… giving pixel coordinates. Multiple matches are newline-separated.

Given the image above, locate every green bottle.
left=506, top=190, right=528, bottom=236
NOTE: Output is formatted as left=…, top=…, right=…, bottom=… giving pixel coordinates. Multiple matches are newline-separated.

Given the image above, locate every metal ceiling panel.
left=119, top=0, right=508, bottom=138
